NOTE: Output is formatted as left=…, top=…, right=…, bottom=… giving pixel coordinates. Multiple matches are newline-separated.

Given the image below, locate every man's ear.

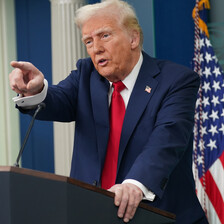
left=130, top=30, right=140, bottom=50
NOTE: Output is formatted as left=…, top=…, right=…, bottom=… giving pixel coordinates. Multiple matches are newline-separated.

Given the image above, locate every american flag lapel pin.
left=145, top=85, right=151, bottom=94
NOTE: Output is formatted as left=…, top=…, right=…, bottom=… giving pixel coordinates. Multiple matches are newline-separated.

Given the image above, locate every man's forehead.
left=81, top=15, right=121, bottom=35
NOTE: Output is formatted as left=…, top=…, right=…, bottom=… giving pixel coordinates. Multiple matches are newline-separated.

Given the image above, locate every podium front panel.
left=0, top=167, right=175, bottom=224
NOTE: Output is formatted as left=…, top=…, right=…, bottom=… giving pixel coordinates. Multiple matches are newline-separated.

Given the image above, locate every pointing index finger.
left=10, top=61, right=36, bottom=72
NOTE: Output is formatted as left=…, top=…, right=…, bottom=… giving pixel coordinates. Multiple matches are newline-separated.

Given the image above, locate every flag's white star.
left=209, top=110, right=219, bottom=122
left=197, top=155, right=204, bottom=165
left=200, top=126, right=207, bottom=137
left=200, top=38, right=205, bottom=48
left=200, top=53, right=204, bottom=63
left=202, top=97, right=210, bottom=107
left=213, top=66, right=221, bottom=77
left=221, top=109, right=224, bottom=117
left=219, top=123, right=224, bottom=135
left=208, top=124, right=218, bottom=136
left=212, top=80, right=221, bottom=92
left=205, top=38, right=212, bottom=48
left=202, top=67, right=211, bottom=78
left=195, top=112, right=199, bottom=120
left=202, top=111, right=209, bottom=122
left=195, top=98, right=201, bottom=109
left=205, top=52, right=212, bottom=64
left=220, top=94, right=224, bottom=103
left=211, top=95, right=220, bottom=107
left=212, top=55, right=218, bottom=63
left=207, top=139, right=217, bottom=151
left=202, top=82, right=211, bottom=93
left=199, top=68, right=203, bottom=76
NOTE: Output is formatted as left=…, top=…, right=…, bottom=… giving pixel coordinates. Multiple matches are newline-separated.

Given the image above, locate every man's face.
left=82, top=15, right=140, bottom=82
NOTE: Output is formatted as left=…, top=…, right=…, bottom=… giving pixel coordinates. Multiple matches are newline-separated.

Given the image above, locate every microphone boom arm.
left=14, top=103, right=46, bottom=167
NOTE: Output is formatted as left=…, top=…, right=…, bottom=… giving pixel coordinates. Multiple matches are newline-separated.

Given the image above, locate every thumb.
left=26, top=75, right=44, bottom=94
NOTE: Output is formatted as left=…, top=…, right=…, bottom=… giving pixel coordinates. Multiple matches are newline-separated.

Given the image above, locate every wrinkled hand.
left=109, top=183, right=143, bottom=223
left=9, top=61, right=44, bottom=96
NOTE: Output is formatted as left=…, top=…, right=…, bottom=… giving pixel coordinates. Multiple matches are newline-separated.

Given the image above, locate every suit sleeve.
left=17, top=60, right=85, bottom=122
left=31, top=59, right=88, bottom=122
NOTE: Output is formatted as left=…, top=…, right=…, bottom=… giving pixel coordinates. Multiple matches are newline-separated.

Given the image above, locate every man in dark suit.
left=9, top=0, right=208, bottom=223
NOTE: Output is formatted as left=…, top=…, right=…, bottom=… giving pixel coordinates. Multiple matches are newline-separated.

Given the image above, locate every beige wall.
left=0, top=0, right=20, bottom=165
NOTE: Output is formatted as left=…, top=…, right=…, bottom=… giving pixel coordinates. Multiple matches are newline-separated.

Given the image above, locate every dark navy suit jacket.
left=36, top=52, right=207, bottom=223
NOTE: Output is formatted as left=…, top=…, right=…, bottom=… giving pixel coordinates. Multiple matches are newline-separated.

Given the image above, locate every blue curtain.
left=154, top=0, right=195, bottom=68
left=15, top=0, right=54, bottom=173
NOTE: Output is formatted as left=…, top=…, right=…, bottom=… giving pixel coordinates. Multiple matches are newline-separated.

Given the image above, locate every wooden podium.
left=0, top=166, right=175, bottom=224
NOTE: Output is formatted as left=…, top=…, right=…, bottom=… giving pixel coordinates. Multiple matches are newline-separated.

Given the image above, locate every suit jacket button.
left=92, top=180, right=97, bottom=186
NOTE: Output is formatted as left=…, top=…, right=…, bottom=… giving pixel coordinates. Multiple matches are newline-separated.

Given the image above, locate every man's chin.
left=96, top=68, right=120, bottom=82
left=101, top=74, right=120, bottom=82
left=98, top=71, right=113, bottom=81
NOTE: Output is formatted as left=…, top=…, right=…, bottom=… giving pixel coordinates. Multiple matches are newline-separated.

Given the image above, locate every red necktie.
left=101, top=81, right=126, bottom=189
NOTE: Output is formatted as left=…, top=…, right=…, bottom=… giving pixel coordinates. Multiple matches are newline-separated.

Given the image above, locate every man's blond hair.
left=75, top=0, right=143, bottom=49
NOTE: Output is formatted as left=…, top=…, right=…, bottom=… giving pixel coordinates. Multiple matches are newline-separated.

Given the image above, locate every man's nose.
left=93, top=39, right=104, bottom=54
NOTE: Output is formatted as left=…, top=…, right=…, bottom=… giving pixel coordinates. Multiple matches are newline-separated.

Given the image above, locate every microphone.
left=14, top=102, right=46, bottom=167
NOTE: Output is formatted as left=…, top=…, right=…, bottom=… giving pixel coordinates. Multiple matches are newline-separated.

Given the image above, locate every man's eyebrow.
left=93, top=27, right=113, bottom=35
left=82, top=35, right=91, bottom=42
left=82, top=27, right=113, bottom=42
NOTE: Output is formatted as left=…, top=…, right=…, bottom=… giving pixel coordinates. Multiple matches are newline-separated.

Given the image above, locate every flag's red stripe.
left=220, top=150, right=224, bottom=168
left=201, top=170, right=224, bottom=223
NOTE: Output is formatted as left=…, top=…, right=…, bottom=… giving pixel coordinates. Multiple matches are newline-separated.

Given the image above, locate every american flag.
left=193, top=1, right=224, bottom=223
left=145, top=85, right=152, bottom=94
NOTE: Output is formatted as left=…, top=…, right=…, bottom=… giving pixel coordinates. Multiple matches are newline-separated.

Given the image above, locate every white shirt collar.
left=108, top=53, right=143, bottom=108
left=122, top=52, right=143, bottom=92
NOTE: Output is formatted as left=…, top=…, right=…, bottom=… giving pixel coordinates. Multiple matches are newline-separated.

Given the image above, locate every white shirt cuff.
left=122, top=179, right=156, bottom=201
left=12, top=79, right=48, bottom=107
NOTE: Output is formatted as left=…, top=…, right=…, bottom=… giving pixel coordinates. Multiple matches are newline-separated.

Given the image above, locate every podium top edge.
left=0, top=166, right=67, bottom=182
left=0, top=166, right=175, bottom=220
left=0, top=166, right=113, bottom=196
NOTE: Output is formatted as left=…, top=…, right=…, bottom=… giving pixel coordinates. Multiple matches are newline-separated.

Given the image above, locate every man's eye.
left=85, top=40, right=92, bottom=46
left=102, top=33, right=110, bottom=39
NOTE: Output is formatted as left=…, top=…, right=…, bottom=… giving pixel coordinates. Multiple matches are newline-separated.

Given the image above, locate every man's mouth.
left=98, top=59, right=108, bottom=66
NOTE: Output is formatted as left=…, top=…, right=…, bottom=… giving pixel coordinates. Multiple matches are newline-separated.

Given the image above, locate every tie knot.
left=112, top=81, right=126, bottom=93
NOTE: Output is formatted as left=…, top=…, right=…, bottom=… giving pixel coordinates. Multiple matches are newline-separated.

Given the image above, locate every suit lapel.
left=90, top=70, right=110, bottom=169
left=117, top=53, right=160, bottom=170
